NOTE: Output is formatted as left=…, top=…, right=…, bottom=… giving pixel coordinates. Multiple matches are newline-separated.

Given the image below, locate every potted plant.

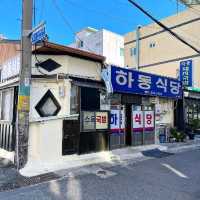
left=177, top=131, right=186, bottom=142
left=169, top=128, right=186, bottom=142
left=189, top=119, right=200, bottom=140
left=169, top=127, right=178, bottom=142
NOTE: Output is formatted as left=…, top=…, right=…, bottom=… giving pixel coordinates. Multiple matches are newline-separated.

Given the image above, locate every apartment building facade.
left=124, top=6, right=200, bottom=131
left=69, top=27, right=125, bottom=67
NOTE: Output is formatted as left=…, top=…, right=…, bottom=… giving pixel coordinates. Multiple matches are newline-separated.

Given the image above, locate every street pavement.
left=0, top=148, right=200, bottom=200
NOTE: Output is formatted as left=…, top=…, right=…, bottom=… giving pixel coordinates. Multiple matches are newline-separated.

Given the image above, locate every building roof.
left=33, top=41, right=105, bottom=63
left=76, top=27, right=98, bottom=34
left=0, top=40, right=20, bottom=66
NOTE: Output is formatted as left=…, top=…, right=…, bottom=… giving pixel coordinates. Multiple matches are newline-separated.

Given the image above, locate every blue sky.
left=0, top=0, right=186, bottom=45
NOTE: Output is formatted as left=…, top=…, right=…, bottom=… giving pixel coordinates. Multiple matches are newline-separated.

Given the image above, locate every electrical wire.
left=51, top=0, right=94, bottom=52
left=51, top=0, right=107, bottom=76
left=39, top=0, right=45, bottom=23
left=128, top=0, right=200, bottom=54
left=63, top=0, right=138, bottom=26
left=172, top=0, right=200, bottom=17
left=34, top=43, right=48, bottom=75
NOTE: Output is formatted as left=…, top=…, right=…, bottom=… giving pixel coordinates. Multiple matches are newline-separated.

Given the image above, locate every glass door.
left=131, top=105, right=155, bottom=146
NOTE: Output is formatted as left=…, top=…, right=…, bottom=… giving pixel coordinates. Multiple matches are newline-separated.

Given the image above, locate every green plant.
left=170, top=128, right=186, bottom=142
left=190, top=119, right=200, bottom=132
left=170, top=127, right=178, bottom=139
left=177, top=131, right=186, bottom=142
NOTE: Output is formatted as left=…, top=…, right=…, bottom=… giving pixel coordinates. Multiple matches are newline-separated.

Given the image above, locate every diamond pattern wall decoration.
left=35, top=90, right=61, bottom=117
left=37, top=58, right=61, bottom=72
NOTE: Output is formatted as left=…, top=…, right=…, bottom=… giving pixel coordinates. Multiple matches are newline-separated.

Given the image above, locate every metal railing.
left=0, top=121, right=15, bottom=152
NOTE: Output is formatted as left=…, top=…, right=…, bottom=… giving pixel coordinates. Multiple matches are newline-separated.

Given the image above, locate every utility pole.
left=135, top=25, right=141, bottom=70
left=15, top=0, right=33, bottom=170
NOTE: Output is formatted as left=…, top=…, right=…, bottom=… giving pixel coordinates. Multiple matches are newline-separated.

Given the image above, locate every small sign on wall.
left=81, top=111, right=109, bottom=132
left=110, top=106, right=125, bottom=134
left=96, top=112, right=109, bottom=130
left=180, top=60, right=193, bottom=87
left=132, top=107, right=155, bottom=132
left=144, top=111, right=154, bottom=131
left=82, top=111, right=95, bottom=131
left=132, top=110, right=143, bottom=132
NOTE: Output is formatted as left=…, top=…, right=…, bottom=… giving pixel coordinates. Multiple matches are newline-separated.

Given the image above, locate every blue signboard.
left=31, top=25, right=46, bottom=44
left=180, top=60, right=193, bottom=87
left=110, top=66, right=182, bottom=99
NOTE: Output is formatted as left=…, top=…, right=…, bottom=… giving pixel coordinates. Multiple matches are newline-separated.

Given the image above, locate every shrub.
left=170, top=127, right=186, bottom=142
left=190, top=119, right=200, bottom=132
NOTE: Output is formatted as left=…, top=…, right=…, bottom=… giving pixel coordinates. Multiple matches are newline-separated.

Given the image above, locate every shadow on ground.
left=142, top=148, right=174, bottom=158
left=0, top=158, right=60, bottom=192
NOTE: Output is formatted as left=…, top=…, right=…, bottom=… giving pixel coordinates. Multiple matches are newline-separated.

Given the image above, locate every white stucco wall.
left=69, top=28, right=124, bottom=67
left=102, top=30, right=124, bottom=67
left=27, top=54, right=102, bottom=163
left=157, top=98, right=174, bottom=126
left=29, top=79, right=71, bottom=120
left=28, top=118, right=63, bottom=162
left=32, top=54, right=102, bottom=81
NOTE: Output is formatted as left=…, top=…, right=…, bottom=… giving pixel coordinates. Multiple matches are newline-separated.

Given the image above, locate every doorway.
left=126, top=104, right=155, bottom=146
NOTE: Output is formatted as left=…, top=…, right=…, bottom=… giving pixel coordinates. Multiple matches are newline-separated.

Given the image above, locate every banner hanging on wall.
left=81, top=111, right=109, bottom=132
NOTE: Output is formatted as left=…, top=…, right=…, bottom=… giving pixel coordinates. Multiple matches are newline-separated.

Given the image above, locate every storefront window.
left=185, top=99, right=200, bottom=125
left=70, top=84, right=79, bottom=115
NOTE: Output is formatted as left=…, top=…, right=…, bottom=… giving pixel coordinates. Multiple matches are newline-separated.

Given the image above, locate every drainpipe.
left=136, top=25, right=141, bottom=70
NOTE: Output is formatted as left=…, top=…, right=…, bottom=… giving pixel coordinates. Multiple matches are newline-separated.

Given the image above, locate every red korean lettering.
left=96, top=116, right=101, bottom=123
left=146, top=114, right=152, bottom=125
left=102, top=116, right=107, bottom=123
left=135, top=114, right=141, bottom=124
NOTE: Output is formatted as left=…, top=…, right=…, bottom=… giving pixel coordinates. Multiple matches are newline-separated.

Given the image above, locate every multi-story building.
left=69, top=27, right=124, bottom=67
left=124, top=6, right=200, bottom=131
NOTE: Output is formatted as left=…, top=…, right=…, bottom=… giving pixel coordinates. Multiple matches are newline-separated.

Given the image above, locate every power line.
left=64, top=0, right=136, bottom=25
left=128, top=0, right=200, bottom=54
left=39, top=0, right=45, bottom=23
left=51, top=0, right=94, bottom=51
left=51, top=0, right=104, bottom=75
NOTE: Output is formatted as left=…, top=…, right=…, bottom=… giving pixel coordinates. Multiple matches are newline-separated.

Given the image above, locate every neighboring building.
left=124, top=7, right=200, bottom=131
left=0, top=38, right=183, bottom=172
left=0, top=34, right=7, bottom=40
left=69, top=27, right=125, bottom=67
left=102, top=65, right=182, bottom=148
left=0, top=40, right=20, bottom=68
left=0, top=41, right=108, bottom=170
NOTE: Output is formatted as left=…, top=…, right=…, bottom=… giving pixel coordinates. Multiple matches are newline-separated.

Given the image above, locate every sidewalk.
left=20, top=137, right=200, bottom=177
left=0, top=138, right=200, bottom=192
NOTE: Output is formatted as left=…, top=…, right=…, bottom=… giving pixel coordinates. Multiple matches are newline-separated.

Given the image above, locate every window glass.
left=1, top=89, right=13, bottom=121
left=78, top=40, right=84, bottom=48
left=149, top=42, right=156, bottom=48
left=120, top=48, right=124, bottom=56
left=40, top=98, right=58, bottom=116
left=70, top=84, right=79, bottom=115
left=130, top=47, right=136, bottom=56
left=35, top=90, right=61, bottom=117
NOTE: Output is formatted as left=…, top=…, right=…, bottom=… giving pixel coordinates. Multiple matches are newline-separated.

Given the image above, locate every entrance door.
left=143, top=105, right=155, bottom=145
left=131, top=105, right=155, bottom=146
left=110, top=105, right=126, bottom=150
left=62, top=120, right=79, bottom=155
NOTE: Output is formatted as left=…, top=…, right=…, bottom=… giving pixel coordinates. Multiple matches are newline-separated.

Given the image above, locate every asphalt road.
left=0, top=149, right=200, bottom=200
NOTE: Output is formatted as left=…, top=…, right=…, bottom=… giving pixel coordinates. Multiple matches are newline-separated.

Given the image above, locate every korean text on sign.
left=110, top=108, right=125, bottom=134
left=111, top=66, right=182, bottom=99
left=180, top=60, right=193, bottom=87
left=96, top=112, right=109, bottom=130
